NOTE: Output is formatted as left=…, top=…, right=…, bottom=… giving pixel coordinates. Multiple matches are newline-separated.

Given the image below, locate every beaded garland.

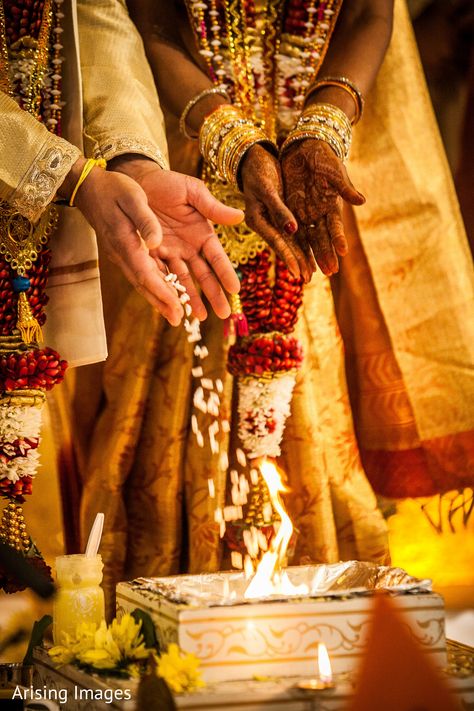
left=0, top=0, right=67, bottom=592
left=186, top=0, right=342, bottom=135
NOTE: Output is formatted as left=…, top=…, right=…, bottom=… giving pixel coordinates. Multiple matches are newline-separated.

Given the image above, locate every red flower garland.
left=228, top=250, right=305, bottom=376
left=0, top=347, right=67, bottom=391
left=228, top=334, right=303, bottom=376
left=0, top=475, right=33, bottom=500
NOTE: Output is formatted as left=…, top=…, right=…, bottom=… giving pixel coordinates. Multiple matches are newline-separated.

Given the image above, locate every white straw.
left=84, top=513, right=104, bottom=558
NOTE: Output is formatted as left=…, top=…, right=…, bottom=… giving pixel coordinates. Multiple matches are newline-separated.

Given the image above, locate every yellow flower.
left=87, top=620, right=121, bottom=666
left=156, top=644, right=205, bottom=694
left=126, top=663, right=143, bottom=678
left=49, top=622, right=97, bottom=666
left=109, top=614, right=149, bottom=661
left=48, top=645, right=75, bottom=666
left=48, top=614, right=154, bottom=674
left=78, top=647, right=120, bottom=670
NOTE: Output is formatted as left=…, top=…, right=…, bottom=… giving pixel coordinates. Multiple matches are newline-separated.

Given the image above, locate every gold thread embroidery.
left=95, top=135, right=168, bottom=169
left=10, top=139, right=80, bottom=222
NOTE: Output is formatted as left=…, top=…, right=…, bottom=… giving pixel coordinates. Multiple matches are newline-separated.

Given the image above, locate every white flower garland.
left=237, top=372, right=297, bottom=459
left=0, top=404, right=43, bottom=442
left=0, top=449, right=41, bottom=483
left=0, top=402, right=43, bottom=484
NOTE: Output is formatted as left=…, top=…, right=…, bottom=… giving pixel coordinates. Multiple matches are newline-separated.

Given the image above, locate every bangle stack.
left=280, top=103, right=352, bottom=162
left=179, top=86, right=231, bottom=140
left=199, top=105, right=277, bottom=190
left=305, top=76, right=365, bottom=125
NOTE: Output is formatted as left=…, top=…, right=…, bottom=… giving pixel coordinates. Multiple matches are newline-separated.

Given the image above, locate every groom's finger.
left=185, top=175, right=244, bottom=226
left=200, top=232, right=240, bottom=295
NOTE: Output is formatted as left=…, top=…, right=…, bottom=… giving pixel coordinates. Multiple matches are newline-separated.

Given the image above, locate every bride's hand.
left=240, top=144, right=313, bottom=283
left=281, top=138, right=365, bottom=276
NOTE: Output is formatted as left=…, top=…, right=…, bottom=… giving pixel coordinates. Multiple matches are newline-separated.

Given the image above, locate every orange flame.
left=244, top=458, right=308, bottom=598
left=318, top=642, right=333, bottom=682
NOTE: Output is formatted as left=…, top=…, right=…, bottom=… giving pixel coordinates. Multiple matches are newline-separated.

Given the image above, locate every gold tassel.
left=16, top=291, right=43, bottom=345
left=0, top=502, right=30, bottom=552
left=230, top=293, right=243, bottom=314
left=225, top=293, right=249, bottom=337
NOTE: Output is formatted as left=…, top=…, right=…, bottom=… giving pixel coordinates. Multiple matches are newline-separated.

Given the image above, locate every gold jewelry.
left=203, top=165, right=267, bottom=266
left=184, top=1, right=342, bottom=138
left=179, top=87, right=231, bottom=140
left=0, top=0, right=54, bottom=116
left=200, top=105, right=277, bottom=190
left=0, top=502, right=31, bottom=553
left=0, top=200, right=59, bottom=344
left=0, top=201, right=57, bottom=276
left=0, top=0, right=11, bottom=95
left=305, top=76, right=364, bottom=124
left=281, top=102, right=352, bottom=162
left=0, top=389, right=46, bottom=407
left=69, top=158, right=107, bottom=207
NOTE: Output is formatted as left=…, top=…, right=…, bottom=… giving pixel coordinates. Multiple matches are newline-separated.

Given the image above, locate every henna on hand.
left=281, top=138, right=365, bottom=276
left=240, top=144, right=314, bottom=282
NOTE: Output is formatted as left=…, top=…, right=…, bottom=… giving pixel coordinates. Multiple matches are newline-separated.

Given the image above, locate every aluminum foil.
left=131, top=561, right=432, bottom=608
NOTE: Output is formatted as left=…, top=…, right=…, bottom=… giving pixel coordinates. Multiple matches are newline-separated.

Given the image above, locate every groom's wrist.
left=107, top=153, right=162, bottom=181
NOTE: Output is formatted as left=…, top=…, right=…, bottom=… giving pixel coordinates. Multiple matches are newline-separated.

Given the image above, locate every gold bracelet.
left=199, top=105, right=247, bottom=164
left=281, top=103, right=352, bottom=161
left=281, top=128, right=345, bottom=160
left=305, top=76, right=364, bottom=124
left=302, top=103, right=352, bottom=152
left=199, top=105, right=277, bottom=190
left=179, top=87, right=231, bottom=140
left=69, top=158, right=107, bottom=207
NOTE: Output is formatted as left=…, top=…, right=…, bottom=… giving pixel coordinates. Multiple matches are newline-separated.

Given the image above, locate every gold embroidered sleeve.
left=94, top=134, right=168, bottom=169
left=77, top=0, right=169, bottom=169
left=0, top=92, right=81, bottom=222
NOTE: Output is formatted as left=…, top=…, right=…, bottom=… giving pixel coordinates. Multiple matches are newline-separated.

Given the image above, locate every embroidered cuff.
left=94, top=135, right=169, bottom=170
left=10, top=135, right=81, bottom=223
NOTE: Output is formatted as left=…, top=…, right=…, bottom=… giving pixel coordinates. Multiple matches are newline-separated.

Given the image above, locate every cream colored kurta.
left=0, top=0, right=169, bottom=366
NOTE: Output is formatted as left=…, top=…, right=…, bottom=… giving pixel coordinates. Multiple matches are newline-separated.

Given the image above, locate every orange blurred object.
left=347, top=594, right=461, bottom=711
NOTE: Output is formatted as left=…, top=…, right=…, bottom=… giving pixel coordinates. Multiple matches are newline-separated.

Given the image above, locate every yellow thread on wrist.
left=69, top=158, right=107, bottom=207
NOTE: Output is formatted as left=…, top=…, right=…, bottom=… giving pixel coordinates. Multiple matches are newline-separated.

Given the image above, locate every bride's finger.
left=327, top=210, right=348, bottom=256
left=245, top=202, right=310, bottom=281
left=295, top=229, right=317, bottom=274
left=256, top=184, right=298, bottom=237
left=306, top=219, right=338, bottom=276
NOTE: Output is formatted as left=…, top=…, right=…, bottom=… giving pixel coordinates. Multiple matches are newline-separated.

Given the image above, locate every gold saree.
left=55, top=0, right=473, bottom=609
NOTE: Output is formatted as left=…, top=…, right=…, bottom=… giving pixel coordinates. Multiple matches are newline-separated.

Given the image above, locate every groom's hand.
left=109, top=155, right=243, bottom=320
left=60, top=157, right=184, bottom=326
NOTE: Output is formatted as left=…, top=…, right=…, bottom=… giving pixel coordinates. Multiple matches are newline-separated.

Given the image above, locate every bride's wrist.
left=281, top=103, right=352, bottom=163
left=304, top=86, right=355, bottom=123
left=180, top=88, right=231, bottom=140
left=199, top=105, right=277, bottom=190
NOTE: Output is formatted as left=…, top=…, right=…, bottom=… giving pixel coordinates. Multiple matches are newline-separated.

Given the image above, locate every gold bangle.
left=281, top=129, right=345, bottom=161
left=199, top=105, right=277, bottom=190
left=305, top=76, right=364, bottom=124
left=281, top=102, right=352, bottom=161
left=69, top=158, right=107, bottom=207
left=179, top=87, right=231, bottom=140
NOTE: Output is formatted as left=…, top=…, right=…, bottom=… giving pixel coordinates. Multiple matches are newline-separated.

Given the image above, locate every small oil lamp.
left=296, top=643, right=336, bottom=694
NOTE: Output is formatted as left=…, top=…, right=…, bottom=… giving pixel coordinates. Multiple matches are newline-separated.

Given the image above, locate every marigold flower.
left=155, top=643, right=205, bottom=694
